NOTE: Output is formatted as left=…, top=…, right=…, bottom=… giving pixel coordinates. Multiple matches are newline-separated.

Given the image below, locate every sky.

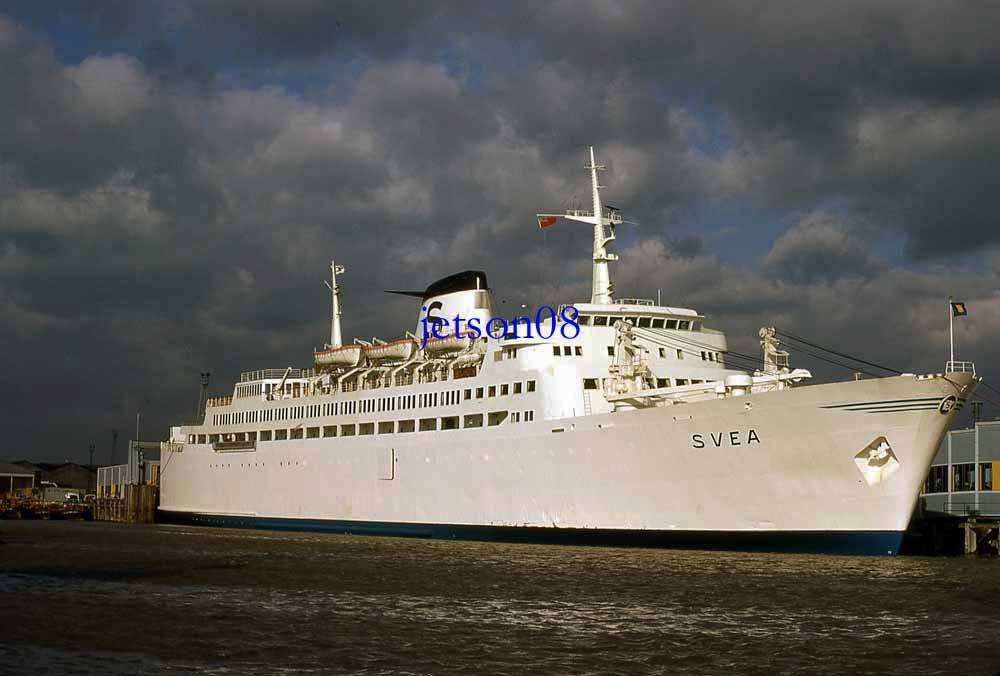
left=2, top=1, right=999, bottom=462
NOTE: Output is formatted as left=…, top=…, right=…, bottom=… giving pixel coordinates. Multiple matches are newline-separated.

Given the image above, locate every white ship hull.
left=159, top=372, right=973, bottom=555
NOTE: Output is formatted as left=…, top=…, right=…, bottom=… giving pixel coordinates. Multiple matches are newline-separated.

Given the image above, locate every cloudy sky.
left=2, top=1, right=999, bottom=462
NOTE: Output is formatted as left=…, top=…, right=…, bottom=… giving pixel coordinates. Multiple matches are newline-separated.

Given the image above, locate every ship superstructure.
left=161, top=148, right=979, bottom=555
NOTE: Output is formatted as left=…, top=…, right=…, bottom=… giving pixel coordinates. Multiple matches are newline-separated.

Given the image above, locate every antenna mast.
left=536, top=147, right=621, bottom=304
left=328, top=261, right=345, bottom=348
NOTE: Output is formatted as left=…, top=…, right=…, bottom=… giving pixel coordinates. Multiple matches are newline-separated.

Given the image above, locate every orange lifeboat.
left=313, top=344, right=364, bottom=368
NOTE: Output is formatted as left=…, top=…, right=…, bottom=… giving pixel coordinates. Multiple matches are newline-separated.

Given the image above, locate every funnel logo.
left=938, top=395, right=957, bottom=414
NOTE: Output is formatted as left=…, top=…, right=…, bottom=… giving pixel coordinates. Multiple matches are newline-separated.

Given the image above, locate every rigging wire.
left=774, top=329, right=902, bottom=375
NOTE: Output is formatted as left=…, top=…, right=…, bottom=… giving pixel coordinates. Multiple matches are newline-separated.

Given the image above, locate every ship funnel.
left=389, top=270, right=493, bottom=339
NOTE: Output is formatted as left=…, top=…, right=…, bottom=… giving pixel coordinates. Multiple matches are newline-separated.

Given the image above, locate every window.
left=656, top=378, right=670, bottom=388
left=488, top=385, right=497, bottom=397
left=378, top=421, right=394, bottom=434
left=701, top=351, right=707, bottom=360
left=525, top=410, right=534, bottom=422
left=666, top=320, right=678, bottom=329
left=638, top=317, right=651, bottom=328
left=341, top=424, right=356, bottom=437
left=488, top=411, right=508, bottom=426
left=607, top=346, right=615, bottom=356
left=658, top=348, right=666, bottom=358
left=579, top=316, right=591, bottom=325
left=583, top=378, right=599, bottom=390
left=574, top=346, right=582, bottom=356
left=464, top=413, right=484, bottom=428
left=441, top=416, right=459, bottom=430
left=464, top=389, right=472, bottom=400
left=275, top=429, right=288, bottom=440
left=676, top=379, right=688, bottom=386
left=527, top=380, right=536, bottom=392
left=651, top=318, right=665, bottom=328
left=500, top=383, right=509, bottom=396
left=954, top=463, right=976, bottom=491
left=291, top=428, right=303, bottom=440
left=260, top=430, right=272, bottom=441
left=512, top=411, right=521, bottom=423
left=980, top=463, right=993, bottom=491
left=691, top=321, right=702, bottom=332
left=197, top=434, right=207, bottom=444
left=399, top=419, right=415, bottom=433
left=476, top=387, right=484, bottom=399
left=306, top=426, right=320, bottom=439
left=323, top=426, right=336, bottom=437
left=678, top=320, right=690, bottom=330
left=676, top=349, right=684, bottom=360
left=925, top=465, right=947, bottom=493
left=553, top=346, right=561, bottom=356
left=419, top=418, right=437, bottom=432
left=563, top=346, right=572, bottom=356
left=593, top=316, right=609, bottom=326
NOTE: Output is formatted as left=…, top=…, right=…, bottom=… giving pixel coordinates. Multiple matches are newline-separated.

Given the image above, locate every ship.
left=159, top=147, right=979, bottom=555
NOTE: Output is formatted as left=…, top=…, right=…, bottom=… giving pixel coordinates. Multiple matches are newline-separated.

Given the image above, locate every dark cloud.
left=1, top=3, right=999, bottom=460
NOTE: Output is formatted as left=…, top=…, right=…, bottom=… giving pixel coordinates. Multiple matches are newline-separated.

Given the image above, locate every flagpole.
left=949, top=295, right=954, bottom=365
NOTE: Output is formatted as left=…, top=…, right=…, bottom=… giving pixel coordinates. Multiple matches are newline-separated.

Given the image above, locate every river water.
left=1, top=521, right=998, bottom=675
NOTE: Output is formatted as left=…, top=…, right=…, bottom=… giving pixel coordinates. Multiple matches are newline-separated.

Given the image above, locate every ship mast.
left=327, top=260, right=345, bottom=348
left=536, top=146, right=621, bottom=304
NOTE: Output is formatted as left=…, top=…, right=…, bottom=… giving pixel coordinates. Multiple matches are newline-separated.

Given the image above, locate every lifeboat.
left=314, top=344, right=364, bottom=367
left=424, top=334, right=472, bottom=354
left=363, top=339, right=417, bottom=362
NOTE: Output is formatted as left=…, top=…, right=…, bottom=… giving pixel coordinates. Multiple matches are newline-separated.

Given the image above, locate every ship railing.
left=240, top=368, right=316, bottom=382
left=614, top=298, right=655, bottom=306
left=946, top=361, right=976, bottom=375
left=206, top=396, right=232, bottom=408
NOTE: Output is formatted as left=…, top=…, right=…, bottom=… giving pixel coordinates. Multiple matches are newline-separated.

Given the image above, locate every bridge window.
left=583, top=378, right=599, bottom=390
left=638, top=317, right=651, bottom=328
left=593, top=316, right=609, bottom=326
left=291, top=428, right=303, bottom=440
left=399, top=420, right=415, bottom=433
left=678, top=320, right=690, bottom=330
left=441, top=416, right=459, bottom=430
left=275, top=429, right=288, bottom=440
left=666, top=320, right=678, bottom=329
left=341, top=424, right=356, bottom=437
left=651, top=318, right=665, bottom=329
left=464, top=413, right=484, bottom=429
left=359, top=423, right=375, bottom=436
left=488, top=411, right=508, bottom=426
left=378, top=421, right=394, bottom=434
left=306, top=427, right=320, bottom=439
left=656, top=378, right=670, bottom=388
left=260, top=430, right=272, bottom=441
left=323, top=426, right=336, bottom=437
left=419, top=418, right=437, bottom=432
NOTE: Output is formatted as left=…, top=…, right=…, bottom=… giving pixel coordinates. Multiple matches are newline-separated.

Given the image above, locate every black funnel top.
left=387, top=270, right=489, bottom=300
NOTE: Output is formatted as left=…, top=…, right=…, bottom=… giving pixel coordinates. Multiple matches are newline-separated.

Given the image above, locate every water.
left=1, top=521, right=998, bottom=675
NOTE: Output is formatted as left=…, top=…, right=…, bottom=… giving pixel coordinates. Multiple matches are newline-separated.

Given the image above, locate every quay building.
left=921, top=420, right=1000, bottom=516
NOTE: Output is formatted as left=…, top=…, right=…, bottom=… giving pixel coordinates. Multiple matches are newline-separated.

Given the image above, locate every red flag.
left=537, top=216, right=557, bottom=229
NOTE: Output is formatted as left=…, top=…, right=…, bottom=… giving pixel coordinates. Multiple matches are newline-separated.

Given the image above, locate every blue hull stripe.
left=158, top=510, right=904, bottom=556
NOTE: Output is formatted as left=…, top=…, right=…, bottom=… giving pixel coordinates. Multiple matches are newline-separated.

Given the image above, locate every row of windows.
left=924, top=463, right=996, bottom=493
left=582, top=316, right=702, bottom=331
left=553, top=346, right=584, bottom=357
left=211, top=380, right=538, bottom=427
left=602, top=345, right=722, bottom=364
left=191, top=409, right=538, bottom=444
left=582, top=377, right=707, bottom=390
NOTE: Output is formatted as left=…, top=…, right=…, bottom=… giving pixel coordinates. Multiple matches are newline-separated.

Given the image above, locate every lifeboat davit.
left=363, top=339, right=417, bottom=362
left=314, top=344, right=364, bottom=367
left=424, top=334, right=473, bottom=354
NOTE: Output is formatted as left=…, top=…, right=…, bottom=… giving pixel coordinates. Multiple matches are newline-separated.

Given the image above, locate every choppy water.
left=1, top=522, right=998, bottom=675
